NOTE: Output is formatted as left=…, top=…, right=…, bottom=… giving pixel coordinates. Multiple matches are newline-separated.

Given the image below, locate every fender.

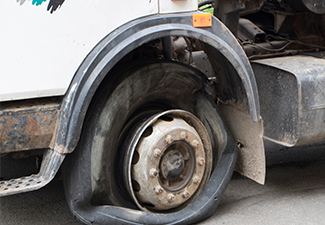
left=51, top=12, right=260, bottom=154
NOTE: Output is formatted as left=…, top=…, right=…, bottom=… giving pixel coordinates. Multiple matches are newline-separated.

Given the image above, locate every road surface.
left=1, top=141, right=325, bottom=225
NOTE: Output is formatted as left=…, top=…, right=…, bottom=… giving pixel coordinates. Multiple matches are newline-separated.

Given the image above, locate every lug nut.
left=165, top=135, right=174, bottom=144
left=154, top=185, right=164, bottom=195
left=182, top=190, right=190, bottom=199
left=167, top=193, right=176, bottom=202
left=149, top=168, right=158, bottom=177
left=180, top=131, right=188, bottom=140
left=193, top=175, right=201, bottom=184
left=197, top=157, right=205, bottom=166
left=153, top=148, right=162, bottom=158
left=191, top=139, right=199, bottom=147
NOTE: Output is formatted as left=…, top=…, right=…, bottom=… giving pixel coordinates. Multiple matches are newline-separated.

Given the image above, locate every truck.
left=1, top=0, right=324, bottom=224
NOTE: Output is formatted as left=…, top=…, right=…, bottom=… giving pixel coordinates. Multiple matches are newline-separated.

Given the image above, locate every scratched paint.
left=16, top=0, right=66, bottom=13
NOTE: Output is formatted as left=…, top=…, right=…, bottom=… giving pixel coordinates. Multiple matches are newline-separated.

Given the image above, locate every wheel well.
left=93, top=36, right=250, bottom=113
left=61, top=60, right=238, bottom=224
left=52, top=13, right=259, bottom=155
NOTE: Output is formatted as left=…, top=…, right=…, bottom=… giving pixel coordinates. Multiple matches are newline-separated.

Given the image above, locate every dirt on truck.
left=1, top=0, right=325, bottom=224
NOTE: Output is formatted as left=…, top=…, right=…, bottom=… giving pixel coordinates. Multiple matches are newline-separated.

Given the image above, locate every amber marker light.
left=193, top=13, right=212, bottom=28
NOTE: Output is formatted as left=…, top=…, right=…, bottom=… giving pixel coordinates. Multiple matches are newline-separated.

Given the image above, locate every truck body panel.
left=0, top=0, right=158, bottom=101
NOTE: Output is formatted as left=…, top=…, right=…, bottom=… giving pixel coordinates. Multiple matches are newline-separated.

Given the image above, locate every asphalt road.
left=1, top=141, right=325, bottom=225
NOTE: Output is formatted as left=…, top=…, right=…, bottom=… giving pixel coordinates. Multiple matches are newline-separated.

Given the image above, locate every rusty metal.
left=153, top=148, right=162, bottom=158
left=149, top=168, right=159, bottom=178
left=172, top=36, right=187, bottom=55
left=167, top=193, right=176, bottom=203
left=125, top=110, right=212, bottom=212
left=0, top=98, right=60, bottom=154
left=182, top=190, right=190, bottom=198
left=132, top=116, right=206, bottom=210
left=197, top=157, right=205, bottom=166
left=201, top=41, right=256, bottom=117
left=178, top=51, right=215, bottom=78
left=243, top=41, right=290, bottom=57
left=193, top=175, right=201, bottom=184
left=154, top=185, right=164, bottom=195
left=165, top=135, right=174, bottom=144
left=191, top=139, right=199, bottom=147
left=238, top=18, right=266, bottom=42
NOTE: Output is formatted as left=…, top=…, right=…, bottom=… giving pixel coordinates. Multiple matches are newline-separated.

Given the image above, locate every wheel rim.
left=124, top=110, right=213, bottom=212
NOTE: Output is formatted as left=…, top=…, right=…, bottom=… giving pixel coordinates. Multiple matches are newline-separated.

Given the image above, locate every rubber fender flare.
left=52, top=12, right=260, bottom=154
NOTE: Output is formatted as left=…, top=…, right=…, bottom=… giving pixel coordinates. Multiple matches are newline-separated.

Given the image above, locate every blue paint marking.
left=32, top=0, right=47, bottom=6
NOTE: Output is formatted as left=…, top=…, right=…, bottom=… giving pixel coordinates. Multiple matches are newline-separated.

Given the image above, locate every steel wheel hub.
left=125, top=110, right=212, bottom=211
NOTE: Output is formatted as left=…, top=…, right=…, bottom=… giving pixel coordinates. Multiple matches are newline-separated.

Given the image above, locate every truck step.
left=0, top=174, right=43, bottom=195
left=0, top=149, right=65, bottom=197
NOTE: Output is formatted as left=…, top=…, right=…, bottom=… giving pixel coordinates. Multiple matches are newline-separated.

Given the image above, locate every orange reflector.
left=193, top=14, right=212, bottom=28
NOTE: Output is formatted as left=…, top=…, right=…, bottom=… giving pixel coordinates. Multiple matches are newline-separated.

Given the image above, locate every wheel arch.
left=52, top=12, right=260, bottom=154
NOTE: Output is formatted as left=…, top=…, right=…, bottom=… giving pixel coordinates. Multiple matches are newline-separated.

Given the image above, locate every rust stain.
left=0, top=122, right=4, bottom=150
left=0, top=105, right=59, bottom=154
left=222, top=96, right=250, bottom=115
left=54, top=143, right=69, bottom=154
left=49, top=120, right=58, bottom=150
left=25, top=117, right=42, bottom=135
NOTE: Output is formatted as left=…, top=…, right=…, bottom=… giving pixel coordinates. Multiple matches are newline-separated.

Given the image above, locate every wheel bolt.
left=191, top=139, right=199, bottom=147
left=197, top=157, right=205, bottom=166
left=153, top=148, right=162, bottom=158
left=182, top=190, right=190, bottom=199
left=154, top=185, right=164, bottom=195
left=149, top=168, right=158, bottom=177
left=165, top=135, right=174, bottom=144
left=193, top=175, right=201, bottom=184
left=167, top=193, right=176, bottom=202
left=180, top=131, right=188, bottom=139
